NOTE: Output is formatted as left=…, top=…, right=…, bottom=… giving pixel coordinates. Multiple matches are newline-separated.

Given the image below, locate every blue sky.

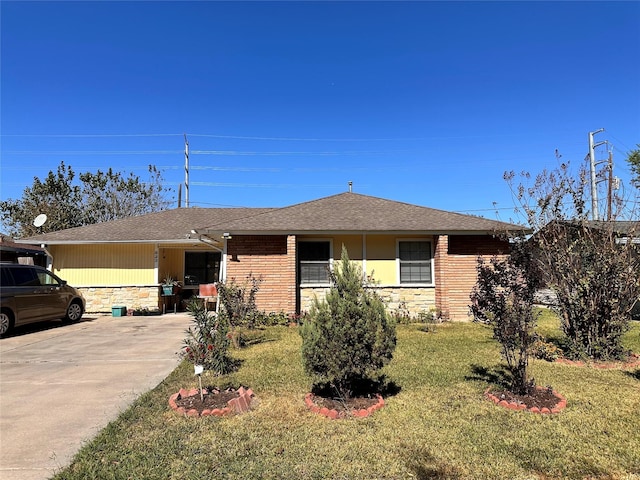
left=1, top=1, right=639, bottom=226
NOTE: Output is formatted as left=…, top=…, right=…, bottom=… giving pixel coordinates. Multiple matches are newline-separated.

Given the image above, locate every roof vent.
left=348, top=181, right=353, bottom=193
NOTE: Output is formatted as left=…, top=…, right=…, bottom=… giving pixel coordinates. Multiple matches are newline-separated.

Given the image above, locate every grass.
left=53, top=311, right=640, bottom=480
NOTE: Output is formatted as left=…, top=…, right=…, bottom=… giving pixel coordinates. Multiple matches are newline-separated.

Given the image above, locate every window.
left=37, top=270, right=61, bottom=286
left=184, top=251, right=221, bottom=285
left=298, top=241, right=331, bottom=285
left=398, top=240, right=432, bottom=284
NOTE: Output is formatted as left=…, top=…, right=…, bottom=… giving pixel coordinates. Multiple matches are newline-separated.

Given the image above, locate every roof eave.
left=14, top=239, right=194, bottom=246
left=201, top=229, right=522, bottom=236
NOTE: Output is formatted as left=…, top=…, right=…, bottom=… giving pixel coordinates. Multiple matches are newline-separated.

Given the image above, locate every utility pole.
left=588, top=128, right=605, bottom=220
left=184, top=133, right=190, bottom=208
left=606, top=148, right=616, bottom=221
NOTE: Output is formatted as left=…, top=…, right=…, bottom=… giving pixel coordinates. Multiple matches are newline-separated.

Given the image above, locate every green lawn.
left=54, top=311, right=640, bottom=480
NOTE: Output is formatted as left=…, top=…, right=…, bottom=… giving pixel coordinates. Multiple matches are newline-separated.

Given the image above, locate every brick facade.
left=225, top=234, right=509, bottom=321
left=226, top=235, right=297, bottom=314
left=435, top=234, right=510, bottom=321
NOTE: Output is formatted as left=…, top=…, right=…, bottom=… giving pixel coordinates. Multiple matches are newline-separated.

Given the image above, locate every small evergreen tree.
left=300, top=246, right=396, bottom=399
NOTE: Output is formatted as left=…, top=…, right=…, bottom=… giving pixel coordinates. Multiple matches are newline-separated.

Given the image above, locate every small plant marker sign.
left=194, top=364, right=204, bottom=401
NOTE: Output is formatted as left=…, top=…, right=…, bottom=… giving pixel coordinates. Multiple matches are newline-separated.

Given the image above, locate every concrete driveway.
left=0, top=312, right=190, bottom=480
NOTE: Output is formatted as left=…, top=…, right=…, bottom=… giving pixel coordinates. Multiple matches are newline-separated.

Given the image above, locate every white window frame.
left=396, top=238, right=434, bottom=286
left=298, top=239, right=333, bottom=287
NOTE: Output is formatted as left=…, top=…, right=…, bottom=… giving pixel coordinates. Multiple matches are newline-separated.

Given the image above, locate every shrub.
left=470, top=244, right=541, bottom=395
left=506, top=165, right=640, bottom=361
left=217, top=274, right=262, bottom=330
left=300, top=246, right=396, bottom=399
left=181, top=298, right=233, bottom=375
left=529, top=334, right=563, bottom=362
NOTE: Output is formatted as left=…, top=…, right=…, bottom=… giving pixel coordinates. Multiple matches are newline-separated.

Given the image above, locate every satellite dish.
left=33, top=214, right=48, bottom=228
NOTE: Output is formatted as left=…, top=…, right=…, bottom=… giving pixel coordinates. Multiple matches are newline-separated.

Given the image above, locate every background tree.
left=0, top=161, right=83, bottom=237
left=300, top=246, right=396, bottom=400
left=627, top=145, right=640, bottom=188
left=0, top=161, right=172, bottom=237
left=79, top=165, right=171, bottom=224
left=506, top=162, right=639, bottom=360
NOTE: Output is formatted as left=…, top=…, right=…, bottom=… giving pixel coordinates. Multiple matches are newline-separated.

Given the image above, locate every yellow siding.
left=366, top=260, right=396, bottom=284
left=48, top=244, right=156, bottom=286
left=365, top=235, right=396, bottom=284
left=331, top=235, right=363, bottom=260
left=159, top=248, right=184, bottom=283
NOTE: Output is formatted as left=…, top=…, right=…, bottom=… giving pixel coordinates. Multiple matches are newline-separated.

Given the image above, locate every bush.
left=470, top=244, right=540, bottom=395
left=529, top=335, right=563, bottom=362
left=217, top=274, right=262, bottom=329
left=506, top=165, right=640, bottom=361
left=300, top=246, right=396, bottom=399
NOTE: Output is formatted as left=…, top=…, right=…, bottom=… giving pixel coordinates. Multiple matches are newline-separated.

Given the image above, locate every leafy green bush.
left=300, top=247, right=396, bottom=399
left=182, top=299, right=233, bottom=375
left=529, top=334, right=563, bottom=361
left=217, top=274, right=262, bottom=329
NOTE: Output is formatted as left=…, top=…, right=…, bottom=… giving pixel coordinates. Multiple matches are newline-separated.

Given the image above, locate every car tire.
left=0, top=309, right=14, bottom=337
left=65, top=301, right=83, bottom=323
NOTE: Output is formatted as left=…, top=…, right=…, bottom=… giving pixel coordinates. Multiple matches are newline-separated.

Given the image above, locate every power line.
left=5, top=150, right=182, bottom=155
left=0, top=133, right=183, bottom=138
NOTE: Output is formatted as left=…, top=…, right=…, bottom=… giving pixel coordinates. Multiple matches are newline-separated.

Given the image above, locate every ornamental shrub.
left=470, top=243, right=541, bottom=395
left=182, top=298, right=233, bottom=375
left=300, top=246, right=396, bottom=399
left=217, top=274, right=262, bottom=330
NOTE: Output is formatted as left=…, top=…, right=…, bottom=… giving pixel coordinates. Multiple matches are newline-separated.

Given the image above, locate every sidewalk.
left=0, top=313, right=189, bottom=480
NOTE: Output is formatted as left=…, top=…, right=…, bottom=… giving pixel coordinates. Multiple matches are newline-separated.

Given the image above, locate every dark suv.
left=0, top=264, right=85, bottom=336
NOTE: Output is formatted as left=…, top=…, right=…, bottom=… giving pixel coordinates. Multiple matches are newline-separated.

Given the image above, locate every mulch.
left=489, top=387, right=561, bottom=411
left=174, top=388, right=239, bottom=411
left=312, top=394, right=381, bottom=414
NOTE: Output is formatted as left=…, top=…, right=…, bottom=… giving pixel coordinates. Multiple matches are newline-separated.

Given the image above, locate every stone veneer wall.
left=300, top=286, right=436, bottom=317
left=79, top=286, right=161, bottom=313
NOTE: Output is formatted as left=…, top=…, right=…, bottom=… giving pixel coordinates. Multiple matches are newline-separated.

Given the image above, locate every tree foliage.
left=182, top=298, right=233, bottom=375
left=506, top=162, right=639, bottom=360
left=79, top=165, right=171, bottom=224
left=0, top=161, right=172, bottom=237
left=470, top=243, right=541, bottom=395
left=627, top=145, right=640, bottom=189
left=300, top=246, right=396, bottom=399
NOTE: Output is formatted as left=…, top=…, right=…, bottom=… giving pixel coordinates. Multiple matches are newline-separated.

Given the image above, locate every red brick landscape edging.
left=555, top=353, right=640, bottom=369
left=169, top=386, right=255, bottom=417
left=484, top=387, right=567, bottom=414
left=304, top=393, right=385, bottom=419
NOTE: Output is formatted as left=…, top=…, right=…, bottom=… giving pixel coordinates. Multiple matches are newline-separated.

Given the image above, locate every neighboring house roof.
left=200, top=192, right=523, bottom=235
left=16, top=192, right=523, bottom=245
left=585, top=220, right=638, bottom=236
left=17, top=207, right=273, bottom=244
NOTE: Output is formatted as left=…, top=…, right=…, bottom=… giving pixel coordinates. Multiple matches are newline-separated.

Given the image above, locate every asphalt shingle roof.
left=19, top=193, right=522, bottom=245
left=20, top=207, right=273, bottom=244
left=201, top=192, right=522, bottom=234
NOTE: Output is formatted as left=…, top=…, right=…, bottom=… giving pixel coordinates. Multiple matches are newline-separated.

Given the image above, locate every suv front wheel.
left=65, top=301, right=84, bottom=323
